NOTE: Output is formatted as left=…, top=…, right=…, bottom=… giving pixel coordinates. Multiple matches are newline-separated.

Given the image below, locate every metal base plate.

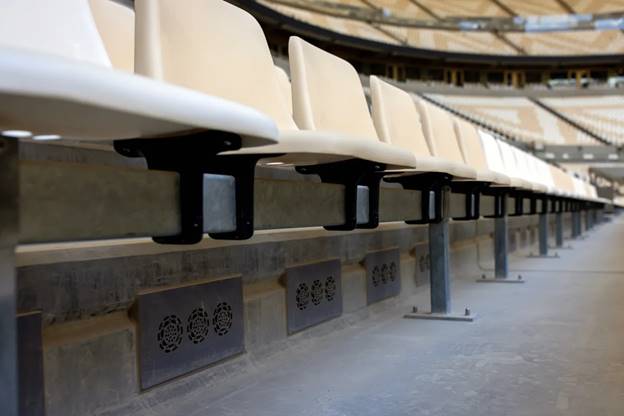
left=404, top=312, right=476, bottom=322
left=527, top=253, right=560, bottom=258
left=286, top=259, right=342, bottom=334
left=476, top=277, right=525, bottom=284
left=137, top=276, right=244, bottom=390
left=364, top=248, right=401, bottom=305
left=550, top=245, right=573, bottom=250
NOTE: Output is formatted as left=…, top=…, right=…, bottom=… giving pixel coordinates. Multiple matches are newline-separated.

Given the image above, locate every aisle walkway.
left=119, top=216, right=624, bottom=416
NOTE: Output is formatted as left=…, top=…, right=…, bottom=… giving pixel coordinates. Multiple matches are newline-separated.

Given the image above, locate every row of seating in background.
left=0, top=0, right=606, bottom=247
left=423, top=94, right=601, bottom=146
left=258, top=0, right=624, bottom=56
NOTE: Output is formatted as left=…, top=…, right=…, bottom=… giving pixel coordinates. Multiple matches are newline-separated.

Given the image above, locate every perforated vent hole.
left=187, top=308, right=210, bottom=344
left=389, top=262, right=397, bottom=282
left=311, top=280, right=323, bottom=306
left=296, top=283, right=310, bottom=310
left=157, top=315, right=183, bottom=353
left=213, top=302, right=233, bottom=336
left=381, top=264, right=389, bottom=284
left=372, top=266, right=381, bottom=287
left=325, top=276, right=337, bottom=302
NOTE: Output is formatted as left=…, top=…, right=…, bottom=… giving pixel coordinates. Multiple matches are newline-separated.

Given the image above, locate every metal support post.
left=428, top=207, right=450, bottom=314
left=555, top=212, right=564, bottom=248
left=405, top=187, right=475, bottom=321
left=539, top=213, right=548, bottom=256
left=529, top=211, right=558, bottom=258
left=0, top=135, right=19, bottom=416
left=494, top=214, right=508, bottom=279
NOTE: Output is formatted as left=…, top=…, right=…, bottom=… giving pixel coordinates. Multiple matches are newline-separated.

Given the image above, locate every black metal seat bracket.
left=296, top=159, right=385, bottom=230
left=115, top=131, right=276, bottom=244
left=384, top=172, right=451, bottom=224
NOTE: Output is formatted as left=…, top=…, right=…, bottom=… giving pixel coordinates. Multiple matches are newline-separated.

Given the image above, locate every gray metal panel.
left=202, top=174, right=236, bottom=233
left=356, top=185, right=369, bottom=225
left=18, top=311, right=44, bottom=416
left=0, top=136, right=18, bottom=416
left=449, top=192, right=468, bottom=218
left=481, top=195, right=496, bottom=217
left=286, top=259, right=342, bottom=334
left=137, top=276, right=244, bottom=389
left=365, top=248, right=401, bottom=305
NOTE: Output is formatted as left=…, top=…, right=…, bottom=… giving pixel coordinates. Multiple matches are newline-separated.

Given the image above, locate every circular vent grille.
left=325, top=276, right=337, bottom=302
left=157, top=315, right=184, bottom=353
left=296, top=283, right=310, bottom=310
left=187, top=308, right=210, bottom=344
left=372, top=266, right=381, bottom=287
left=381, top=264, right=389, bottom=284
left=213, top=302, right=233, bottom=336
left=311, top=279, right=324, bottom=305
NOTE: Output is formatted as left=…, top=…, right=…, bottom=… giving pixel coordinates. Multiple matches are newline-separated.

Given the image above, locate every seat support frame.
left=296, top=159, right=384, bottom=230
left=115, top=132, right=278, bottom=243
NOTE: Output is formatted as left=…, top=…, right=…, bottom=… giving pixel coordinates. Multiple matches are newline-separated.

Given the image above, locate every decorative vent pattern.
left=365, top=249, right=401, bottom=305
left=137, top=277, right=244, bottom=389
left=286, top=259, right=343, bottom=334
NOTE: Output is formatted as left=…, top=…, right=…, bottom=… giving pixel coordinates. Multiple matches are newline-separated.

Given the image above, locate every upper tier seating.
left=0, top=0, right=278, bottom=145
left=259, top=0, right=624, bottom=55
left=505, top=30, right=624, bottom=56
left=425, top=94, right=600, bottom=146
left=540, top=96, right=624, bottom=145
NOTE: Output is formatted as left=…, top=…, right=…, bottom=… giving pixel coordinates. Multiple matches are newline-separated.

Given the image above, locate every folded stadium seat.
left=452, top=118, right=514, bottom=218
left=452, top=118, right=511, bottom=186
left=367, top=77, right=481, bottom=221
left=479, top=132, right=539, bottom=216
left=133, top=0, right=417, bottom=232
left=0, top=0, right=280, bottom=244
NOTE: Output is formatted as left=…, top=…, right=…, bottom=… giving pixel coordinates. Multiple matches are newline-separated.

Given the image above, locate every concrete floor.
left=124, top=216, right=624, bottom=416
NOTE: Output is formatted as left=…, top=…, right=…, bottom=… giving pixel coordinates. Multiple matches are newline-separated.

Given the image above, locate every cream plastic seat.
left=510, top=147, right=549, bottom=194
left=496, top=140, right=538, bottom=191
left=369, top=76, right=476, bottom=179
left=478, top=131, right=532, bottom=191
left=0, top=0, right=277, bottom=145
left=452, top=118, right=511, bottom=186
left=88, top=0, right=134, bottom=72
left=135, top=0, right=415, bottom=169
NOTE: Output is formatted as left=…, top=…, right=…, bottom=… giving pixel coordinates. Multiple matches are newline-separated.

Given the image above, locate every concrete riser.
left=17, top=214, right=573, bottom=415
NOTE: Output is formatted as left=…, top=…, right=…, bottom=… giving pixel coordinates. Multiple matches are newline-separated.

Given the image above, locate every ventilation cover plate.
left=365, top=248, right=401, bottom=305
left=137, top=276, right=244, bottom=389
left=286, top=259, right=342, bottom=334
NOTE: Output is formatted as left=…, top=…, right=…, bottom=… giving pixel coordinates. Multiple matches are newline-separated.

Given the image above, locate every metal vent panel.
left=137, top=276, right=244, bottom=389
left=18, top=311, right=44, bottom=416
left=286, top=259, right=342, bottom=334
left=365, top=248, right=401, bottom=305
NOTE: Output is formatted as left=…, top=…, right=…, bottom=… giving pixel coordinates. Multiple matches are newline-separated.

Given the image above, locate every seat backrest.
left=88, top=0, right=135, bottom=72
left=369, top=76, right=432, bottom=156
left=134, top=0, right=297, bottom=130
left=0, top=0, right=111, bottom=66
left=274, top=66, right=293, bottom=117
left=453, top=118, right=489, bottom=171
left=289, top=36, right=379, bottom=139
left=478, top=130, right=507, bottom=175
left=414, top=98, right=465, bottom=164
left=550, top=165, right=574, bottom=194
left=497, top=140, right=523, bottom=179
